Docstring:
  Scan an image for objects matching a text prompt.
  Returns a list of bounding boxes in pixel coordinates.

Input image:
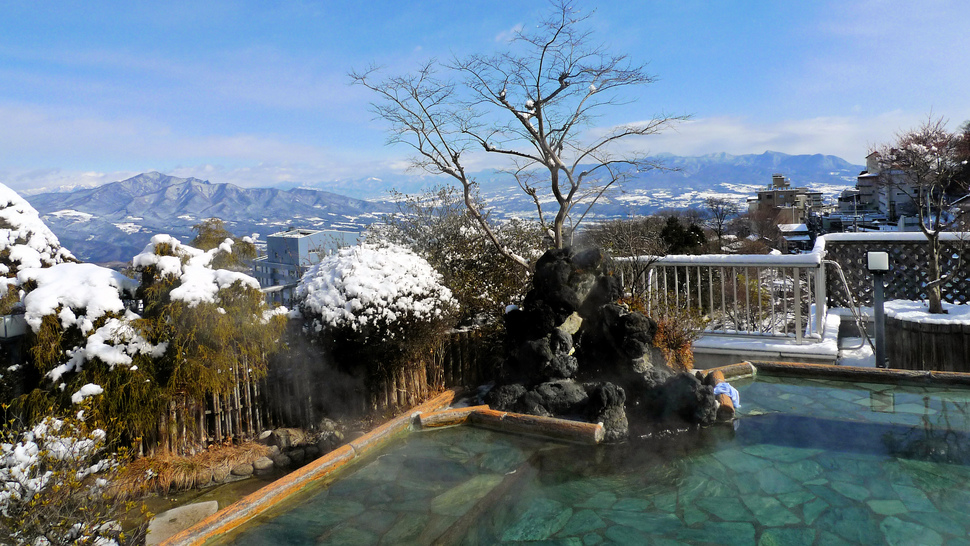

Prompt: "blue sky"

[1,1,968,193]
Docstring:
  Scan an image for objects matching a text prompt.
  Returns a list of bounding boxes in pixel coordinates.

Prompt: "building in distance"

[253,228,360,306]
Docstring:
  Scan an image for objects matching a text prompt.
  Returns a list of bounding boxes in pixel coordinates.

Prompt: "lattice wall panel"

[825,239,970,308]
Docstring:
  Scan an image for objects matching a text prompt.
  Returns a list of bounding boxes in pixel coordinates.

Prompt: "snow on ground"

[49,210,94,222]
[838,337,875,367]
[885,300,970,324]
[113,222,141,234]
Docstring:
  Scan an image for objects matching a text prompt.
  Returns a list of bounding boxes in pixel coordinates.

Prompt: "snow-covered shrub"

[130,234,286,422]
[133,233,261,309]
[375,186,541,325]
[0,183,285,454]
[11,260,165,444]
[297,243,457,378]
[0,407,148,545]
[189,218,258,271]
[0,184,75,275]
[18,262,138,335]
[7,227,284,451]
[298,242,457,341]
[0,183,75,313]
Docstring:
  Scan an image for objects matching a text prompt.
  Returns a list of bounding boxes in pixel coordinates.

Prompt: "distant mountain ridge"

[26,172,393,263]
[477,150,862,219]
[25,151,863,263]
[281,151,862,201]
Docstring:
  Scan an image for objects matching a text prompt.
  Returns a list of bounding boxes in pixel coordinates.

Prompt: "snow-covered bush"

[10,258,166,444]
[133,233,262,308]
[0,408,148,545]
[0,184,75,275]
[298,242,457,342]
[297,243,457,378]
[0,183,75,313]
[129,234,286,426]
[6,227,285,451]
[0,183,285,454]
[189,218,258,271]
[375,186,541,325]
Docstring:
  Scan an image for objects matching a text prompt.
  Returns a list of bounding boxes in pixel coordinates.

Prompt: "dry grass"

[622,296,706,372]
[654,317,697,371]
[115,441,272,497]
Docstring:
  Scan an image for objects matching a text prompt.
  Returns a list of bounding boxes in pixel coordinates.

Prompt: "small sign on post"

[867,251,890,368]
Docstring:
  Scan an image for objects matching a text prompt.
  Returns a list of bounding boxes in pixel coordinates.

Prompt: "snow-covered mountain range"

[25,172,393,263]
[24,151,863,264]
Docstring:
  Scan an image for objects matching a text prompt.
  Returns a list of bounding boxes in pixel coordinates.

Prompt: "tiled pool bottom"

[220,376,970,545]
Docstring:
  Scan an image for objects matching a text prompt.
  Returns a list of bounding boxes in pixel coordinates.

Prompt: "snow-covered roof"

[783,235,812,242]
[778,223,808,233]
[270,228,322,238]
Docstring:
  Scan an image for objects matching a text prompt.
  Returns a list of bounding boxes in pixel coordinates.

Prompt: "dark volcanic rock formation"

[487,247,717,441]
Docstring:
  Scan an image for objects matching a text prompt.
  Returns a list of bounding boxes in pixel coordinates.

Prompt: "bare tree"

[578,216,665,300]
[749,208,782,246]
[873,116,968,313]
[704,197,740,251]
[351,2,686,269]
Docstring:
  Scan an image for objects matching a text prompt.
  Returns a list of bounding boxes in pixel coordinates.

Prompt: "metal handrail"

[625,251,827,343]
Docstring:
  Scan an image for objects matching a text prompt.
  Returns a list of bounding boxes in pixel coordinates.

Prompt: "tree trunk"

[927,234,944,314]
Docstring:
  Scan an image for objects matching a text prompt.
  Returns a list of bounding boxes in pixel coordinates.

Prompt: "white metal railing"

[633,252,826,343]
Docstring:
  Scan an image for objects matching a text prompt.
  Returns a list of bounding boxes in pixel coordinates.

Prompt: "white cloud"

[0,101,405,193]
[0,102,350,167]
[607,112,933,164]
[3,159,411,196]
[494,23,523,43]
[0,111,949,196]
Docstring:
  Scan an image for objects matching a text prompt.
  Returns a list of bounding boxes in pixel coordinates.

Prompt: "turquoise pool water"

[222,376,970,545]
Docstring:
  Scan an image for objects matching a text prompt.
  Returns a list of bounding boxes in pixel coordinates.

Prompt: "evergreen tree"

[660,216,706,255]
[190,218,258,270]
